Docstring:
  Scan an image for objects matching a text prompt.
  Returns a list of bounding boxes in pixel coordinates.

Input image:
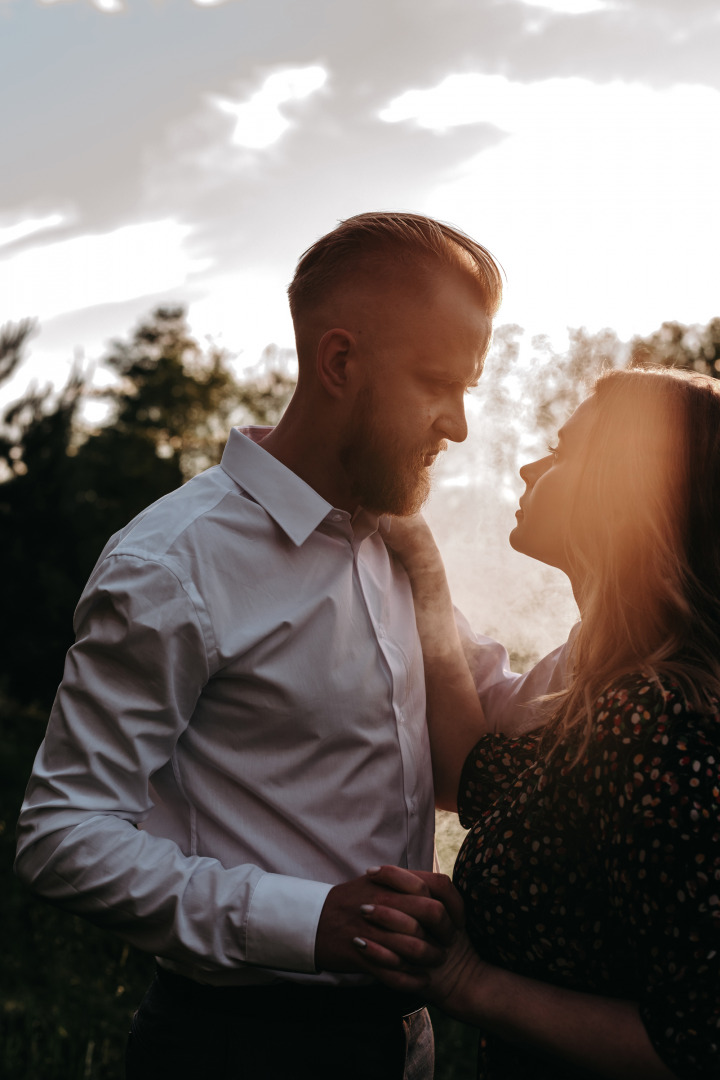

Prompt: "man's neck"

[258,408,360,514]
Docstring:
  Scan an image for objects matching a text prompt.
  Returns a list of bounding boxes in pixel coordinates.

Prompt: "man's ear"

[316,328,358,399]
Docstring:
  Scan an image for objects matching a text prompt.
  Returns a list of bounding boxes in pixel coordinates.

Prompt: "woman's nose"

[519,455,548,485]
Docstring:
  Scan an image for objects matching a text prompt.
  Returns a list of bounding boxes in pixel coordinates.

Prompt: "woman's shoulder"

[587,671,720,784]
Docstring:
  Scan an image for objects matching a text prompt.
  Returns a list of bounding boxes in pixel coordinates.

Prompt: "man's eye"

[546,444,559,457]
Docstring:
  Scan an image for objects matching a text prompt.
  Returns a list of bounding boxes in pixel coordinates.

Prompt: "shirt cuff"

[245,873,333,973]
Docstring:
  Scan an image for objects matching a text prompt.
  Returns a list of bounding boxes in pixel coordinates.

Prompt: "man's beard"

[339,387,440,516]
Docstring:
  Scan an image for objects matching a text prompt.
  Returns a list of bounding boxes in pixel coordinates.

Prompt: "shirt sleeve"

[597,686,720,1078]
[457,732,541,828]
[14,552,332,977]
[455,608,575,736]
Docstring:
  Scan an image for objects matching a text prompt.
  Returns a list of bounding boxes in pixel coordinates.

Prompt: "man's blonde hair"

[287,210,503,325]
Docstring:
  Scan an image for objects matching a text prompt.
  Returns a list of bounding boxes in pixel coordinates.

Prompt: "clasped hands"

[315,865,484,1011]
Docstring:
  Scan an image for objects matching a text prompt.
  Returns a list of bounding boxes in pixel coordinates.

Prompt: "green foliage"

[98,305,251,480]
[631,317,720,377]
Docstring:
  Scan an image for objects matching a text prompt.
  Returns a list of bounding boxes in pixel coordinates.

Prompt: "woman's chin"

[508,524,523,553]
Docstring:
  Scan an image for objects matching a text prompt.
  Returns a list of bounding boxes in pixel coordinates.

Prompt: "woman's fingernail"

[366,866,381,874]
[360,904,375,914]
[353,937,367,949]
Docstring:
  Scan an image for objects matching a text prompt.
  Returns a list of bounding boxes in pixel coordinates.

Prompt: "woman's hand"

[353,866,490,1017]
[379,514,442,576]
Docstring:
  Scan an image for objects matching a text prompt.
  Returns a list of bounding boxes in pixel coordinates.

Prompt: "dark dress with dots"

[453,674,720,1079]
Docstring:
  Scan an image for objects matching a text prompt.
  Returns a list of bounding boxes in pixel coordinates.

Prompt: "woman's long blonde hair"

[544,366,720,761]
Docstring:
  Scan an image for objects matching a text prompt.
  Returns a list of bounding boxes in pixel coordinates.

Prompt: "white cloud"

[40,0,125,11]
[520,0,612,13]
[0,220,209,323]
[212,66,328,150]
[0,213,65,251]
[380,73,720,137]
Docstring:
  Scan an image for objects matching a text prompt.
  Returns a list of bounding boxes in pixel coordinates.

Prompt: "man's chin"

[366,477,430,517]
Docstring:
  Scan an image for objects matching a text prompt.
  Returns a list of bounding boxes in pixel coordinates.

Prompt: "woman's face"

[509,396,597,577]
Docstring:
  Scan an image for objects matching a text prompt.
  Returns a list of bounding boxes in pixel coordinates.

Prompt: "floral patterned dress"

[453,674,720,1079]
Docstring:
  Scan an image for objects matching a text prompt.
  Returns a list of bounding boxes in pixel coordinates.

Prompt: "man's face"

[340,268,490,516]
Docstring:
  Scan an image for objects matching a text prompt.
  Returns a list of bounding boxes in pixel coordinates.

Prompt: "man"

[15,212,562,1078]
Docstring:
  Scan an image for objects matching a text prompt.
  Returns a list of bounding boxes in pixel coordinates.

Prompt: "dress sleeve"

[457,732,541,829]
[598,684,720,1079]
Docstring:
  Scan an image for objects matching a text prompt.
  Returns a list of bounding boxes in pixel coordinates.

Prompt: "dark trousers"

[125,967,434,1080]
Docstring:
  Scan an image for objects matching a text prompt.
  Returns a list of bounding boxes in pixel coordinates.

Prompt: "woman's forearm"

[453,961,676,1080]
[393,531,488,809]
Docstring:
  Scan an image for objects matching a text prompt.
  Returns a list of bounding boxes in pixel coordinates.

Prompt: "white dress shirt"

[16,427,571,987]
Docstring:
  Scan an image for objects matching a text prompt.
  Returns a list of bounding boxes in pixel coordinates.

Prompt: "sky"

[2,0,719,399]
[2,0,719,652]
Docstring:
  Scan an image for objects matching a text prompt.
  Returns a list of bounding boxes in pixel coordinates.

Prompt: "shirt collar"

[221,427,334,547]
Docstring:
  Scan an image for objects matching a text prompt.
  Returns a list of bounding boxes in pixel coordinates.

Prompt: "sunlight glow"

[0,220,209,323]
[213,66,328,150]
[188,270,296,370]
[0,213,65,251]
[381,75,720,337]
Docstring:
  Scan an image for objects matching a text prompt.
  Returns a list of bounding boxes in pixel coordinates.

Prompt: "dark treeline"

[1,305,718,1079]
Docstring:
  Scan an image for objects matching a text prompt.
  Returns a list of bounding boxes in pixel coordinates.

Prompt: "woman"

[354,367,720,1079]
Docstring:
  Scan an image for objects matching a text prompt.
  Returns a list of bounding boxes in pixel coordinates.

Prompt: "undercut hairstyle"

[544,366,720,762]
[287,211,504,324]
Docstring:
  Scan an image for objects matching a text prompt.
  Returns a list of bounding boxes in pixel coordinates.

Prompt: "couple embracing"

[16,212,720,1079]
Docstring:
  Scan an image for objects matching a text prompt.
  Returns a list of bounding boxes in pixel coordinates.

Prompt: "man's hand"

[314,870,458,973]
[340,866,484,1009]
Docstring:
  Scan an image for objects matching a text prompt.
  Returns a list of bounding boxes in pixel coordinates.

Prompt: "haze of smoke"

[425,324,626,669]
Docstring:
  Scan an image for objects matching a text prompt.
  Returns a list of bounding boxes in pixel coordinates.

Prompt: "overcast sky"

[2,0,720,397]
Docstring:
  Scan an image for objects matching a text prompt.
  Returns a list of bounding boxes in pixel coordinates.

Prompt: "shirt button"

[397,710,405,724]
[332,512,343,522]
[377,624,386,638]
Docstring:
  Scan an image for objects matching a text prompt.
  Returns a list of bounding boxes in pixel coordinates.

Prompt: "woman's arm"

[381,515,487,808]
[357,867,677,1080]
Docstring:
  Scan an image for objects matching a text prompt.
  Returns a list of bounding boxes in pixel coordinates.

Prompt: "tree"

[630,318,720,377]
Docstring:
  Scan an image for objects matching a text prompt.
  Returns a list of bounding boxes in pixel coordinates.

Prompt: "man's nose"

[437,396,468,444]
